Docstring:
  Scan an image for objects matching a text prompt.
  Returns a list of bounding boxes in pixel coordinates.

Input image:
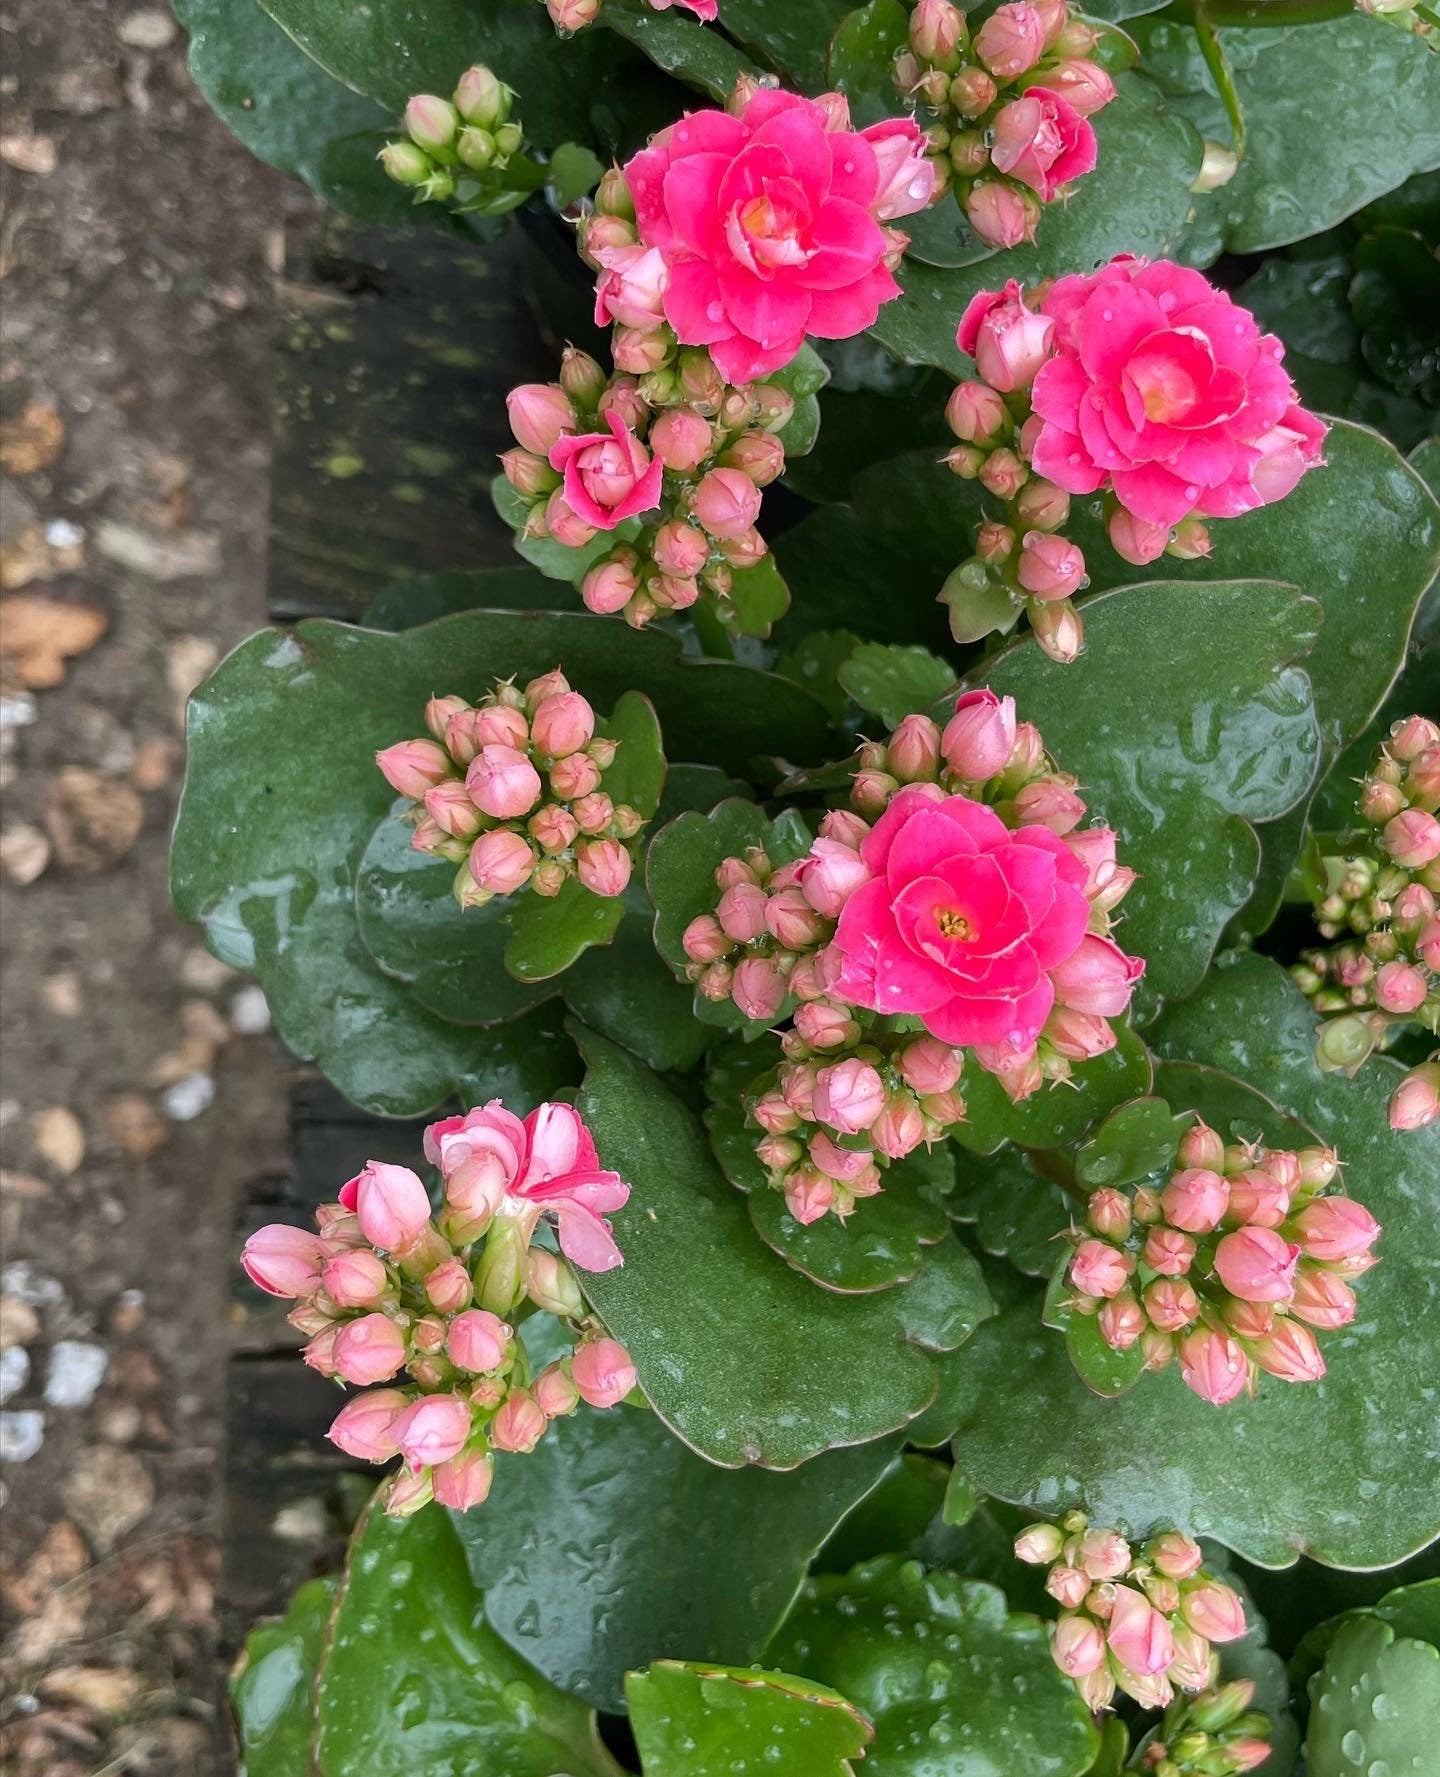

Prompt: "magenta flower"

[989,88,1096,203]
[1028,256,1327,527]
[648,0,718,17]
[830,786,1132,1051]
[623,89,932,384]
[548,411,663,531]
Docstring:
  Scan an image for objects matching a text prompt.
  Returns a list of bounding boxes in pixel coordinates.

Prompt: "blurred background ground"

[0,3,296,1770]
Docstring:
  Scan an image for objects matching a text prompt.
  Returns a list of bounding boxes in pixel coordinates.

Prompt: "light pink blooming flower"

[548,411,663,531]
[989,88,1097,202]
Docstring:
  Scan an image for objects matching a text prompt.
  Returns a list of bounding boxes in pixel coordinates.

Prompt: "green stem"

[1166,0,1354,26]
[1194,17,1247,163]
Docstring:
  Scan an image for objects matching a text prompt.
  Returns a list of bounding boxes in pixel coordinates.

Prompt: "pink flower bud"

[888,714,942,783]
[544,489,599,551]
[567,793,610,837]
[648,519,708,581]
[895,1036,962,1097]
[1143,1277,1200,1333]
[424,781,483,841]
[1013,776,1086,833]
[1148,1531,1204,1580]
[682,915,732,964]
[957,285,1055,394]
[693,468,763,541]
[942,688,1017,781]
[813,1058,886,1134]
[1046,1564,1091,1609]
[1070,1238,1131,1299]
[720,430,786,487]
[377,738,452,800]
[1161,1168,1229,1235]
[534,1362,581,1419]
[751,1090,799,1136]
[974,1,1046,75]
[582,551,640,615]
[302,1325,341,1376]
[424,1258,472,1315]
[1250,1318,1327,1385]
[1177,1325,1249,1405]
[1419,919,1440,973]
[1078,1527,1132,1581]
[1390,1063,1440,1131]
[548,753,600,802]
[1214,1227,1300,1303]
[1383,808,1440,868]
[732,956,787,1022]
[950,66,998,117]
[1107,1583,1175,1678]
[528,804,579,855]
[785,1166,835,1224]
[1050,935,1145,1017]
[808,1131,876,1184]
[507,383,577,455]
[1181,1580,1247,1644]
[575,837,631,898]
[965,182,1041,250]
[446,1309,512,1375]
[1045,1007,1116,1062]
[1078,1193,1126,1245]
[352,1161,432,1252]
[1287,1266,1355,1331]
[242,1223,325,1298]
[489,1388,548,1454]
[469,829,536,896]
[1015,478,1071,533]
[793,999,860,1050]
[425,695,470,743]
[1051,1613,1106,1677]
[872,1093,927,1159]
[331,1313,408,1386]
[1177,1119,1225,1173]
[1143,1226,1195,1277]
[328,1388,408,1462]
[1107,507,1170,566]
[1226,1168,1291,1229]
[1017,530,1085,600]
[765,886,825,950]
[432,1445,495,1511]
[1031,57,1117,117]
[1375,959,1428,1015]
[1291,1195,1381,1263]
[476,703,532,749]
[717,881,770,943]
[395,1392,472,1471]
[649,405,714,474]
[1099,1294,1145,1350]
[798,838,869,919]
[911,0,967,64]
[466,745,542,820]
[571,1337,635,1408]
[322,1248,389,1309]
[1013,1522,1065,1564]
[404,94,459,153]
[1029,597,1084,664]
[530,692,594,760]
[946,381,1009,444]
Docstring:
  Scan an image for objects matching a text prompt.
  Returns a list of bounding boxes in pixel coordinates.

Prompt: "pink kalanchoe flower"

[328,1389,408,1462]
[989,89,1097,203]
[571,1337,637,1408]
[1031,57,1117,118]
[1070,1238,1132,1299]
[799,837,872,918]
[1027,257,1327,527]
[1161,1167,1229,1234]
[1390,1064,1440,1132]
[242,1223,325,1298]
[322,1248,389,1309]
[469,829,537,896]
[965,182,1039,251]
[490,1389,549,1454]
[548,411,663,531]
[432,1446,495,1512]
[446,1309,512,1375]
[1017,530,1085,600]
[507,384,577,455]
[830,787,1136,1050]
[813,1057,887,1134]
[394,1393,473,1472]
[331,1313,408,1386]
[1251,1319,1327,1384]
[957,282,1055,393]
[623,89,932,383]
[1177,1325,1249,1406]
[376,738,452,801]
[1181,1581,1247,1644]
[576,837,633,898]
[1107,1584,1175,1678]
[974,1,1047,78]
[1049,934,1145,1017]
[592,243,670,331]
[466,744,543,821]
[346,1161,432,1253]
[1213,1227,1300,1303]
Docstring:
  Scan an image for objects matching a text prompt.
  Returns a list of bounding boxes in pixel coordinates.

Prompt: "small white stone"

[0,1409,44,1462]
[160,1072,214,1121]
[0,696,37,730]
[44,519,84,548]
[44,1340,109,1409]
[229,984,270,1035]
[0,1263,64,1309]
[0,1346,30,1404]
[118,8,177,48]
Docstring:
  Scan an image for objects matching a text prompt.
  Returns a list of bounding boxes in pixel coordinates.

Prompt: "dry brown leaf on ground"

[0,594,107,687]
[43,767,144,871]
[0,528,87,593]
[0,400,65,473]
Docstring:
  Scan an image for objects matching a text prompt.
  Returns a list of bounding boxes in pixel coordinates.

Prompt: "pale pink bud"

[576,837,631,898]
[377,737,452,800]
[1076,1666,1116,1711]
[1177,1325,1249,1405]
[520,1249,581,1318]
[529,804,580,855]
[1177,1119,1225,1173]
[1107,1583,1175,1677]
[1360,778,1406,824]
[649,406,713,474]
[466,745,542,820]
[424,1258,472,1315]
[964,299,1055,395]
[649,519,708,581]
[793,999,860,1050]
[682,915,732,964]
[530,692,594,759]
[446,1309,512,1375]
[352,1162,432,1252]
[1383,808,1440,868]
[1291,1195,1381,1262]
[1015,478,1071,532]
[717,882,768,943]
[946,381,1008,444]
[1419,919,1440,972]
[693,468,763,541]
[1391,713,1440,761]
[490,1388,548,1453]
[327,1388,408,1462]
[384,1466,435,1517]
[302,1325,341,1375]
[765,886,825,950]
[507,383,577,455]
[571,1337,636,1408]
[852,768,901,815]
[411,1314,447,1356]
[469,828,536,896]
[757,1135,803,1172]
[1045,1006,1116,1062]
[808,1131,877,1184]
[404,93,459,153]
[1070,1238,1131,1299]
[779,1062,819,1116]
[425,694,470,743]
[872,1093,926,1159]
[1013,1522,1065,1564]
[911,0,967,65]
[783,1166,832,1224]
[242,1223,325,1298]
[974,3,1047,77]
[534,1362,580,1419]
[1251,1319,1326,1385]
[1029,597,1083,664]
[544,489,599,551]
[500,448,557,500]
[550,753,602,801]
[1017,531,1085,600]
[800,838,870,918]
[751,1090,799,1135]
[720,430,786,487]
[1167,1621,1215,1691]
[1046,1564,1091,1609]
[1031,57,1116,117]
[1225,1168,1291,1228]
[1214,1227,1300,1303]
[1107,507,1170,566]
[442,711,488,774]
[1148,1532,1204,1580]
[888,713,942,783]
[475,704,531,749]
[423,780,483,841]
[1051,935,1143,1016]
[1289,1266,1356,1329]
[965,182,1040,250]
[950,66,998,117]
[1079,1192,1126,1244]
[1051,1614,1106,1677]
[897,1036,964,1096]
[813,1058,886,1134]
[322,1248,388,1309]
[1143,1277,1200,1333]
[432,1446,495,1511]
[1390,1063,1440,1131]
[942,688,1017,780]
[1078,1527,1132,1581]
[1099,1294,1145,1350]
[582,551,640,615]
[1181,1580,1246,1644]
[732,956,787,1022]
[1161,1168,1228,1234]
[1375,959,1428,1015]
[395,1392,472,1471]
[1013,776,1085,833]
[331,1313,408,1386]
[1143,1226,1195,1277]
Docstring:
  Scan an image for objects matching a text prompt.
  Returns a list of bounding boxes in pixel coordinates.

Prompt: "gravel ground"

[1,4,296,1771]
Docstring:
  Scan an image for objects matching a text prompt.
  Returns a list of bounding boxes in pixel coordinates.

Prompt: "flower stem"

[1194,17,1247,164]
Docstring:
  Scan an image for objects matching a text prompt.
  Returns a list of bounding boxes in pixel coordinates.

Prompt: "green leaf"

[869,80,1203,372]
[364,565,579,631]
[594,688,667,818]
[600,0,754,102]
[452,1369,901,1712]
[1044,1247,1147,1399]
[546,140,604,208]
[1073,1096,1188,1190]
[971,579,1322,1022]
[493,476,637,584]
[719,0,854,89]
[767,342,832,403]
[815,1452,958,1574]
[767,1557,1100,1777]
[1352,226,1440,411]
[945,953,1440,1570]
[1292,1579,1440,1693]
[315,1500,622,1777]
[775,629,865,723]
[1306,1611,1440,1777]
[172,612,831,1115]
[627,1663,873,1777]
[727,556,793,640]
[230,1577,336,1777]
[503,876,628,983]
[576,1026,993,1468]
[837,642,957,728]
[827,0,911,128]
[946,1145,1072,1278]
[953,1023,1156,1153]
[1132,16,1440,257]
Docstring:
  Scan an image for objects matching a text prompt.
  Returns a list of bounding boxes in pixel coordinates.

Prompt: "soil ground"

[0,4,295,1771]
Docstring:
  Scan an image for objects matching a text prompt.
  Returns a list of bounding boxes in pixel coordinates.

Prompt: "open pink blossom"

[648,0,718,17]
[623,89,932,383]
[593,244,670,331]
[829,786,1136,1050]
[989,89,1097,203]
[548,411,663,531]
[1027,257,1327,527]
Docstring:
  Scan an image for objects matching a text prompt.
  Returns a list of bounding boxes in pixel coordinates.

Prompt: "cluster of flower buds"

[941,261,1325,662]
[683,690,1144,1222]
[542,0,715,35]
[378,66,523,204]
[375,670,642,907]
[1131,1684,1273,1776]
[894,0,1114,247]
[1064,1119,1380,1403]
[240,1100,636,1517]
[1015,1514,1260,1721]
[502,335,792,632]
[1290,715,1440,1131]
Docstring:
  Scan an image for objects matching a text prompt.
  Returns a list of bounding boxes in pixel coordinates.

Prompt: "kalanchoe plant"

[174,0,1440,1770]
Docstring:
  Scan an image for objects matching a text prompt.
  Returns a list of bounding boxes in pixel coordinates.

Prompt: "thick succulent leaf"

[1133,16,1440,258]
[946,953,1440,1570]
[1044,1250,1146,1400]
[814,1452,957,1574]
[1306,1611,1440,1777]
[503,878,628,983]
[837,642,957,727]
[767,1557,1100,1777]
[775,629,866,722]
[1073,1096,1188,1190]
[172,614,830,1115]
[576,1026,993,1468]
[968,579,1323,1021]
[314,1500,621,1777]
[451,1372,901,1712]
[727,557,793,640]
[627,1662,873,1777]
[364,566,579,631]
[868,80,1203,373]
[719,0,853,88]
[827,0,912,128]
[946,1145,1072,1279]
[229,1576,336,1777]
[953,1024,1155,1153]
[601,0,754,102]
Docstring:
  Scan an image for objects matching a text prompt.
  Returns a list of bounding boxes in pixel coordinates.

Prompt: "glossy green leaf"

[719,0,853,88]
[364,565,579,631]
[493,477,637,584]
[627,1663,873,1777]
[314,1501,621,1777]
[503,877,628,983]
[768,341,832,403]
[1133,16,1440,257]
[946,1145,1072,1279]
[172,613,830,1115]
[452,1374,900,1712]
[827,0,911,128]
[814,1452,957,1574]
[230,1576,335,1777]
[953,1024,1156,1154]
[968,579,1322,1022]
[837,643,957,728]
[577,1027,993,1468]
[869,81,1203,373]
[1073,1097,1188,1190]
[1291,1579,1440,1694]
[946,953,1440,1570]
[1351,227,1440,412]
[1044,1248,1147,1399]
[1306,1611,1440,1777]
[775,629,865,722]
[601,0,754,101]
[727,556,793,640]
[768,1557,1100,1777]
[547,140,604,208]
